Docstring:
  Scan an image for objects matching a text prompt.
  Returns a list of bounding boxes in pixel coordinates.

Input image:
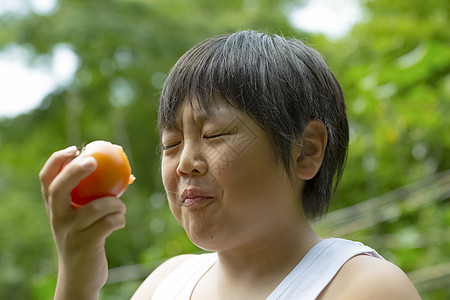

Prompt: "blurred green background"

[0,0,449,299]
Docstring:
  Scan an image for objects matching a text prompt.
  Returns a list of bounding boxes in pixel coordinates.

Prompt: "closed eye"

[204,133,225,140]
[162,141,181,151]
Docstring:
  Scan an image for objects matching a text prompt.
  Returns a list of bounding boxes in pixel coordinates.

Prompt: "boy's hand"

[39,146,127,299]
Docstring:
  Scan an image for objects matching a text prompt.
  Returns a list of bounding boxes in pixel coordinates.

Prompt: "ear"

[294,119,328,180]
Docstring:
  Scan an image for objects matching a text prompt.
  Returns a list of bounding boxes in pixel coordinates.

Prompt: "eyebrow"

[193,110,210,124]
[161,100,238,134]
[161,108,210,132]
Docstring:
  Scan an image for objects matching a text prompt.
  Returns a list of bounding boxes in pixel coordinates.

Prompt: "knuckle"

[117,200,127,214]
[47,181,57,197]
[38,169,45,181]
[50,211,65,229]
[48,151,61,163]
[104,213,117,225]
[88,199,102,212]
[81,199,105,220]
[47,179,64,199]
[105,213,126,228]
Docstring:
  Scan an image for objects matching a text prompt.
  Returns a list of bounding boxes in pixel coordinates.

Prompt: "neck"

[216,220,322,282]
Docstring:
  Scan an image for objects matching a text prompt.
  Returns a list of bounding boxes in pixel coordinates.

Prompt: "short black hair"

[158,30,349,220]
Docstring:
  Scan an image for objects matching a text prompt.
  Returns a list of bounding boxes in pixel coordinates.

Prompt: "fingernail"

[65,146,78,154]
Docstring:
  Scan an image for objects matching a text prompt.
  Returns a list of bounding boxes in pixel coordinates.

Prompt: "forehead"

[161,97,239,130]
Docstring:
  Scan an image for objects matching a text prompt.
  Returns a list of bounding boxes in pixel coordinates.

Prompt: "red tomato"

[70,140,135,207]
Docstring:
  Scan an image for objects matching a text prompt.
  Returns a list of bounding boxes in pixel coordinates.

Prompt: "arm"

[39,146,127,300]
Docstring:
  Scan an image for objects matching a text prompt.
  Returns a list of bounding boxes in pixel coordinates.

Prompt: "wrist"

[54,281,99,300]
[54,254,107,300]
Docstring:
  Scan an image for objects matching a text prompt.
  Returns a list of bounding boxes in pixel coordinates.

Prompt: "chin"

[186,230,229,252]
[192,242,215,251]
[188,234,218,251]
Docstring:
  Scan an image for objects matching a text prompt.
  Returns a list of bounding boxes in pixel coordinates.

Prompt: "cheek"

[161,158,181,205]
[161,157,176,190]
[217,140,286,200]
[161,159,183,222]
[168,199,182,225]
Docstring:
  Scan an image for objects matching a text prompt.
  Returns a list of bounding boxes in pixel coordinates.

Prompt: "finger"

[39,146,79,201]
[99,212,126,236]
[78,206,127,246]
[48,156,97,215]
[73,197,127,231]
[87,212,126,241]
[83,213,126,245]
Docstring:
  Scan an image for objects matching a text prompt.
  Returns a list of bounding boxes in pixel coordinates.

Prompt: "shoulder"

[130,254,197,300]
[319,254,421,300]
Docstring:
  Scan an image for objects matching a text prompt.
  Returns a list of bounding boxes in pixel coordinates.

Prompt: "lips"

[181,188,214,208]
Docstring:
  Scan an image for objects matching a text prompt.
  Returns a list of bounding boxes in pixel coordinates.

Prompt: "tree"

[310,1,450,299]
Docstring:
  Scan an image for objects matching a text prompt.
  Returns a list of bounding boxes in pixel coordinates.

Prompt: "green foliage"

[309,1,450,299]
[312,0,450,206]
[0,0,448,299]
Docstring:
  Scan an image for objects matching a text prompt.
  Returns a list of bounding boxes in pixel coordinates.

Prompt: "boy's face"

[160,100,305,251]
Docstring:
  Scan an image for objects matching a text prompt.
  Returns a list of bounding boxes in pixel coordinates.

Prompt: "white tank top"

[152,238,384,300]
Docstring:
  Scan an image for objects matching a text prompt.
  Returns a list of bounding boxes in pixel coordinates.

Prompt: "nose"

[177,141,208,177]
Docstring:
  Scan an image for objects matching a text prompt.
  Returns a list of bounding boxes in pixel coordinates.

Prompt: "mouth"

[181,188,214,208]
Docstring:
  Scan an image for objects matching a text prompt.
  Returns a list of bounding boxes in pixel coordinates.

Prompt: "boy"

[40,30,421,299]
